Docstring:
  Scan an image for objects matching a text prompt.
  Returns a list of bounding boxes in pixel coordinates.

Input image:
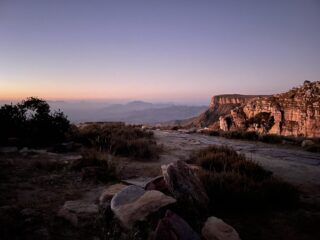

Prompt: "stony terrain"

[1,130,320,240]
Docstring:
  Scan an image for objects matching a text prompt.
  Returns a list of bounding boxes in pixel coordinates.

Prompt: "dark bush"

[192,145,299,211]
[199,171,299,212]
[0,97,71,147]
[259,134,284,144]
[246,112,275,133]
[74,124,160,159]
[192,145,272,181]
[71,151,117,182]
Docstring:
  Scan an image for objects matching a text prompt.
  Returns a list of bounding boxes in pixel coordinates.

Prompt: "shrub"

[246,112,275,133]
[192,145,299,211]
[199,171,299,212]
[0,97,71,147]
[191,145,272,181]
[74,124,160,159]
[259,134,284,144]
[71,151,117,182]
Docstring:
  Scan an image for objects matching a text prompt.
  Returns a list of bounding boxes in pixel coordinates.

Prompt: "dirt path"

[155,130,320,201]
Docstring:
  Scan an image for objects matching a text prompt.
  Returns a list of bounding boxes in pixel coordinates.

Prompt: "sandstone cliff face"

[191,95,265,128]
[218,81,320,137]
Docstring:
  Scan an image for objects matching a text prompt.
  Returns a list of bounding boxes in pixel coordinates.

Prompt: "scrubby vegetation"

[0,97,71,147]
[190,145,299,211]
[245,112,275,133]
[73,123,161,159]
[71,151,118,182]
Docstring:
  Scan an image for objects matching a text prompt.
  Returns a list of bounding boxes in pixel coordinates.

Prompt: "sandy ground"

[154,130,320,202]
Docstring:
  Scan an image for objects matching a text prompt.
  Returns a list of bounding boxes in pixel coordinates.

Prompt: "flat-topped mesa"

[209,94,266,109]
[218,80,320,137]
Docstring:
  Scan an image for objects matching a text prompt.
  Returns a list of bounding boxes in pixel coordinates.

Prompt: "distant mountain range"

[46,100,207,124]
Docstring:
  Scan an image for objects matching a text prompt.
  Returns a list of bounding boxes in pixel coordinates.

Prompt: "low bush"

[259,134,284,144]
[199,171,299,212]
[219,131,260,141]
[71,151,117,182]
[192,145,299,211]
[73,124,160,159]
[191,145,272,181]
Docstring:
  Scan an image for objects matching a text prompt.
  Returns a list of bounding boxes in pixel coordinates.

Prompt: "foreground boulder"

[202,216,241,240]
[57,200,99,227]
[151,210,200,240]
[161,161,209,214]
[111,185,176,228]
[145,176,169,194]
[99,183,128,205]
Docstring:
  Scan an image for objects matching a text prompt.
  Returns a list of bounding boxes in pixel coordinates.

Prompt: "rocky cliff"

[195,81,320,138]
[190,94,268,128]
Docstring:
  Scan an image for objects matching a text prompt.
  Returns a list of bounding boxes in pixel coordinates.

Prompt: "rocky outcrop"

[202,216,241,240]
[152,210,201,240]
[161,161,209,216]
[191,95,266,128]
[201,81,320,137]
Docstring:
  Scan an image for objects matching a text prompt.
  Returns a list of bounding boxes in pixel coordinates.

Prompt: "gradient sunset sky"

[1,0,320,104]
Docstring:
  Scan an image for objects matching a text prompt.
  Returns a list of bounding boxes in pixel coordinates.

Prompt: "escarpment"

[194,81,320,137]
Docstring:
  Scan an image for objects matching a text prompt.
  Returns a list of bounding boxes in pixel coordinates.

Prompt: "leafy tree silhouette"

[0,97,71,147]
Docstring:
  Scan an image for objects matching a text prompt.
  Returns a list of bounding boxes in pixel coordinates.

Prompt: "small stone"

[301,139,315,148]
[202,216,241,240]
[57,200,99,227]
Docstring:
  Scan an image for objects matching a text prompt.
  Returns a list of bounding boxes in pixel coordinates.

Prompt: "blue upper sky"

[0,0,319,104]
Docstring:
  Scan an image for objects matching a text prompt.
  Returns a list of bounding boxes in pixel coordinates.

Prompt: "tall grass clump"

[191,145,299,212]
[71,151,118,182]
[74,124,160,160]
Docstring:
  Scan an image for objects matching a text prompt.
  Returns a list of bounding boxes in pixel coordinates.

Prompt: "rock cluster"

[57,160,241,239]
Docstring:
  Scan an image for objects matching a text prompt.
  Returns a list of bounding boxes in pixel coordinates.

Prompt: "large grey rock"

[145,176,169,193]
[122,177,154,188]
[161,161,209,214]
[202,216,241,240]
[99,183,128,205]
[57,200,99,227]
[111,185,176,228]
[111,185,145,209]
[152,210,200,240]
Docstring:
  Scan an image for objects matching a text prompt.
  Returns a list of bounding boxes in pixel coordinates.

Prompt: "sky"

[0,0,320,104]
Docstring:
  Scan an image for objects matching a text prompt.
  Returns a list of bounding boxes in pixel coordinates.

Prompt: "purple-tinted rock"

[145,176,169,194]
[161,161,209,213]
[152,210,200,240]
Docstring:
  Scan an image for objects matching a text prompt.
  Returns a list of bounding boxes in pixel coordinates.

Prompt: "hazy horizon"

[1,0,320,101]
